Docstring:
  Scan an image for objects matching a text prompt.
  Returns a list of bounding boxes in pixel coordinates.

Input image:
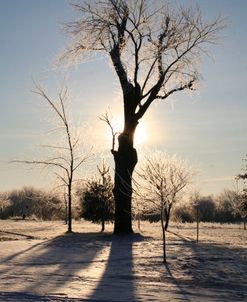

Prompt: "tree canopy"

[62,0,224,120]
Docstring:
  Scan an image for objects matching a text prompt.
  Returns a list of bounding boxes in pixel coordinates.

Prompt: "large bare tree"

[61,0,224,234]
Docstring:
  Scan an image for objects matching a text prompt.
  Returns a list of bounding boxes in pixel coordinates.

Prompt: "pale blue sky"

[0,0,246,195]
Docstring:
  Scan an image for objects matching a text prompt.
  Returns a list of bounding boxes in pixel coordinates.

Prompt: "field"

[0,219,246,302]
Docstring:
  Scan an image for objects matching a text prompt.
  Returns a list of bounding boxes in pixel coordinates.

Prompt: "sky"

[0,0,246,195]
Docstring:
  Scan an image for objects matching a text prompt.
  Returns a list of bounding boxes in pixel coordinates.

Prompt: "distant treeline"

[0,187,65,220]
[173,194,242,223]
[142,192,244,224]
[0,186,245,225]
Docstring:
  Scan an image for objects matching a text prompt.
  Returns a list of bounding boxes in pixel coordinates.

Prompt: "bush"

[78,172,114,232]
[0,197,13,219]
[173,205,194,223]
[173,191,244,224]
[214,190,242,223]
[0,186,64,220]
[196,196,216,222]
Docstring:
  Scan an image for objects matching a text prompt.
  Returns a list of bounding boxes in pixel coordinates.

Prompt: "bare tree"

[137,152,194,263]
[218,189,247,230]
[99,112,120,152]
[237,155,247,180]
[236,156,247,229]
[236,191,247,230]
[13,84,91,232]
[188,190,201,242]
[61,0,224,234]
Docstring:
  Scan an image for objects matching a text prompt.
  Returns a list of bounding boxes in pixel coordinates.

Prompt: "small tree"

[12,84,91,232]
[196,196,216,222]
[137,152,194,263]
[215,189,239,223]
[237,155,247,180]
[188,191,201,242]
[0,192,12,219]
[236,190,247,230]
[231,189,247,230]
[236,157,247,229]
[132,196,144,230]
[79,162,114,232]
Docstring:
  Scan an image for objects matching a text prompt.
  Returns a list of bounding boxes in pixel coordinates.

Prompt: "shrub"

[0,186,64,220]
[77,165,114,232]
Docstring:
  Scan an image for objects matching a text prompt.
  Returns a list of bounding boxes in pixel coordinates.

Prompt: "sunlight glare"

[106,117,148,146]
[135,122,148,145]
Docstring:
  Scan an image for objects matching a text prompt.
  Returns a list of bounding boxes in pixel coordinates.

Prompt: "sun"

[106,117,148,146]
[135,122,147,145]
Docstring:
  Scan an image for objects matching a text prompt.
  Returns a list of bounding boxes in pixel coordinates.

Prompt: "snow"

[0,220,246,301]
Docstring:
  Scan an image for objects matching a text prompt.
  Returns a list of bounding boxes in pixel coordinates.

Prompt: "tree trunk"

[161,210,166,263]
[196,206,199,242]
[112,131,138,234]
[101,220,105,232]
[164,206,171,231]
[67,183,72,233]
[137,212,141,230]
[64,193,68,225]
[111,85,140,234]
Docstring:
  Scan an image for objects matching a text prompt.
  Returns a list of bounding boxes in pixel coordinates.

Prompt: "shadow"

[86,233,144,301]
[0,240,46,266]
[1,228,246,301]
[0,230,36,240]
[0,291,82,302]
[167,230,194,242]
[164,263,192,302]
[186,241,247,301]
[0,232,112,298]
[161,236,247,301]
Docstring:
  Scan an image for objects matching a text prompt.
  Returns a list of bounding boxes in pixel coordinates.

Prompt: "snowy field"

[0,219,246,302]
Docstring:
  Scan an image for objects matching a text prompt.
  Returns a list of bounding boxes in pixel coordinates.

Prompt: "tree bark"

[112,141,137,233]
[67,183,72,233]
[164,206,171,231]
[161,210,166,263]
[101,220,105,232]
[111,83,140,234]
[196,206,199,242]
[112,132,138,234]
[137,212,141,230]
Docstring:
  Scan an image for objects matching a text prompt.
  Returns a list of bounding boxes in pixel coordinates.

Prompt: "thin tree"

[232,190,247,230]
[189,191,202,242]
[236,156,247,229]
[237,155,247,180]
[137,152,194,263]
[236,191,247,230]
[61,0,224,234]
[12,84,90,232]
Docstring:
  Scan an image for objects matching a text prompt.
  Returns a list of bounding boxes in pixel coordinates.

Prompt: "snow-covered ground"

[0,219,246,302]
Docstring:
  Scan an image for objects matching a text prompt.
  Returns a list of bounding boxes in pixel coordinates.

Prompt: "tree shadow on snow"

[86,233,144,302]
[0,230,36,240]
[168,230,194,242]
[0,232,146,301]
[0,232,112,299]
[165,231,247,301]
